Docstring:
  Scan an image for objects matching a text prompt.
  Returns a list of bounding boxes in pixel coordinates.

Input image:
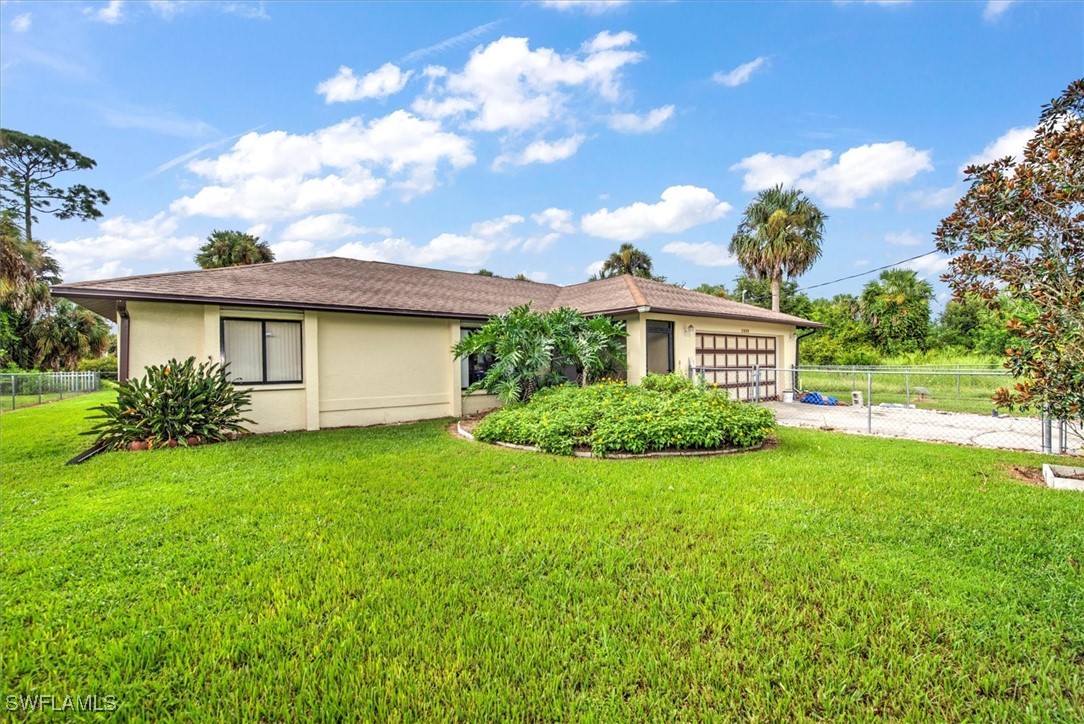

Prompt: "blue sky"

[1,0,1081,308]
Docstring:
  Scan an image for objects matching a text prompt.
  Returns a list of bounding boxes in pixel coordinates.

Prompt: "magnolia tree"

[935,79,1084,431]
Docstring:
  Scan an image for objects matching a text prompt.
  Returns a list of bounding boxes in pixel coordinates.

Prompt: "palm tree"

[195,230,275,269]
[860,269,934,354]
[32,299,110,370]
[729,185,826,313]
[1,212,56,367]
[597,243,659,280]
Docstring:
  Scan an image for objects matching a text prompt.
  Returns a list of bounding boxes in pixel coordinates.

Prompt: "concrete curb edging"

[454,421,764,459]
[1042,463,1084,491]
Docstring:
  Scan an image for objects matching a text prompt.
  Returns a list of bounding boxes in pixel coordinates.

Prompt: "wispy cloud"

[144,125,265,179]
[99,104,215,137]
[400,20,503,65]
[983,0,1014,21]
[85,0,125,24]
[9,12,32,32]
[713,57,767,87]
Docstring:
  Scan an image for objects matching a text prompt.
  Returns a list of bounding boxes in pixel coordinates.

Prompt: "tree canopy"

[0,129,110,244]
[935,79,1084,426]
[729,185,826,313]
[595,243,663,281]
[195,230,275,269]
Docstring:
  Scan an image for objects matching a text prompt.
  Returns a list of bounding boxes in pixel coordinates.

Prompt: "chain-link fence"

[688,362,1080,455]
[0,371,101,411]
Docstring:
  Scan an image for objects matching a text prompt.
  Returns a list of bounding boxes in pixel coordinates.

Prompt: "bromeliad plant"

[86,357,253,450]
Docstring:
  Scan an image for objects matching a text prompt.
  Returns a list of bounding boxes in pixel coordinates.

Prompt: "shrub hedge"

[472,374,775,456]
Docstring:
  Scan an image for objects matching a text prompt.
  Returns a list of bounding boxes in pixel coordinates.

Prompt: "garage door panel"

[694,331,779,401]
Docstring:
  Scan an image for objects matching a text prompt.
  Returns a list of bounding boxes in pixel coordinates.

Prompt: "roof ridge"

[55,257,318,288]
[623,274,649,307]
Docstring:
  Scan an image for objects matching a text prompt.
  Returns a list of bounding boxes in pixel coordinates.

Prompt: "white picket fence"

[1,371,101,410]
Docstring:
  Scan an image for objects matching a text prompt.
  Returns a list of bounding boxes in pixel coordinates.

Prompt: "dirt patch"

[1006,464,1045,487]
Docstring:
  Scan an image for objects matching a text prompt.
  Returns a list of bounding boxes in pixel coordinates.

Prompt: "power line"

[798,249,942,292]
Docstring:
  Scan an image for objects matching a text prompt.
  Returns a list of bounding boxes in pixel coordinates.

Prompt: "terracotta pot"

[187,436,201,446]
[129,440,149,451]
[167,439,179,448]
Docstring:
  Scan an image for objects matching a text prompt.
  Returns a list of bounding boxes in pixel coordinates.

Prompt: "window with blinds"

[221,319,303,384]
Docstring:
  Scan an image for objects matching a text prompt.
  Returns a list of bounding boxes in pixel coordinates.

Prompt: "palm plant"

[597,243,659,280]
[32,299,111,370]
[195,230,275,269]
[729,185,826,313]
[860,269,934,354]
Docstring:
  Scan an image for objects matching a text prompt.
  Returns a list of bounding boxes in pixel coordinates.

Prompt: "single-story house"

[54,258,820,432]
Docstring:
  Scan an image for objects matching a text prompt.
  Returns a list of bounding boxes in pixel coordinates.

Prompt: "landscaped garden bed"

[468,374,776,456]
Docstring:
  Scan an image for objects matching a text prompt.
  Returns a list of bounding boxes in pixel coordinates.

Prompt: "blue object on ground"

[800,391,839,406]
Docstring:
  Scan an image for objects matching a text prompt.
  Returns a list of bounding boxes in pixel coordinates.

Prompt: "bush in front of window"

[86,357,253,451]
[471,381,775,456]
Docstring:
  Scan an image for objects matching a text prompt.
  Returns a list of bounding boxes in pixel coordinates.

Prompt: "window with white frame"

[221,318,303,384]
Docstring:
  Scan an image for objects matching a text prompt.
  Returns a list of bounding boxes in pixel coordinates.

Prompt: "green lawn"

[3,392,1083,719]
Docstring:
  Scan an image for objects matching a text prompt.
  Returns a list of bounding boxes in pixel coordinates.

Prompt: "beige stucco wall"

[624,312,798,386]
[316,312,457,428]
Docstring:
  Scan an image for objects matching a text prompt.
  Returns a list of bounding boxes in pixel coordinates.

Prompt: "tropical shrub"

[86,357,252,450]
[472,381,775,456]
[78,353,118,379]
[640,371,697,394]
[453,305,627,403]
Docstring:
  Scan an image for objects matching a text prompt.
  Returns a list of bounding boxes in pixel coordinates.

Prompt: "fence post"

[1041,411,1052,454]
[1058,420,1068,455]
[38,373,43,405]
[754,366,761,404]
[867,372,873,434]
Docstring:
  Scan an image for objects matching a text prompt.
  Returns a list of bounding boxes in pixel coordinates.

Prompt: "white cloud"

[416,34,644,133]
[85,0,125,24]
[316,63,413,103]
[730,150,833,191]
[494,134,585,169]
[470,214,525,238]
[661,241,737,267]
[520,233,561,253]
[538,0,628,14]
[582,185,732,241]
[280,213,390,242]
[608,104,674,134]
[49,213,200,282]
[221,2,268,20]
[854,259,870,267]
[897,254,951,278]
[99,105,213,137]
[900,184,964,210]
[885,230,923,247]
[983,0,1014,20]
[523,271,550,282]
[961,125,1033,172]
[270,239,320,261]
[172,111,474,219]
[583,30,637,53]
[531,207,576,233]
[731,141,932,207]
[334,233,496,268]
[9,12,32,32]
[713,57,767,87]
[585,260,605,277]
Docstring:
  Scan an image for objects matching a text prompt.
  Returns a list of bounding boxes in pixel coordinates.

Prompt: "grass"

[796,368,1025,416]
[3,392,1083,719]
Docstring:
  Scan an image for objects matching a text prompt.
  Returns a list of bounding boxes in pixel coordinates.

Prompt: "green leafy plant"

[453,305,627,403]
[472,381,775,456]
[86,357,253,450]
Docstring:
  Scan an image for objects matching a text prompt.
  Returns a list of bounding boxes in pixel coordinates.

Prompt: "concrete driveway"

[766,401,1081,455]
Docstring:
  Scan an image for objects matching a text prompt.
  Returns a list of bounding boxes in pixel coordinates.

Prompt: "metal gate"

[694,333,778,401]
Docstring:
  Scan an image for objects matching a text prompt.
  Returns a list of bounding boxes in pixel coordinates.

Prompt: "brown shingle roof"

[54,257,820,327]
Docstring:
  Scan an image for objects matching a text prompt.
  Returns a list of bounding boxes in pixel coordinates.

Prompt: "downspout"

[793,327,819,392]
[117,300,130,383]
